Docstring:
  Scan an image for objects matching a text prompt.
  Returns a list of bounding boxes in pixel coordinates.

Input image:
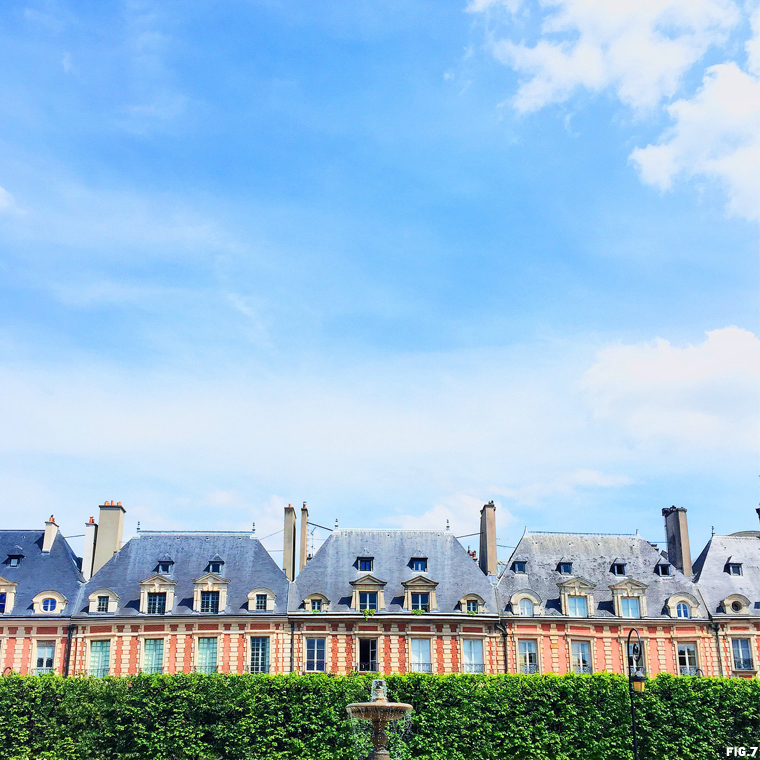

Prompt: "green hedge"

[0,673,757,760]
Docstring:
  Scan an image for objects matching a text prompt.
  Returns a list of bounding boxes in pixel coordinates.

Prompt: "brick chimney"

[283,504,297,581]
[42,515,58,553]
[91,501,125,576]
[663,506,692,577]
[299,502,309,574]
[479,501,497,576]
[82,516,98,581]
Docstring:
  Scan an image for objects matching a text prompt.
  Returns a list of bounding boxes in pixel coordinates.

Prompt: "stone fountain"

[346,679,413,760]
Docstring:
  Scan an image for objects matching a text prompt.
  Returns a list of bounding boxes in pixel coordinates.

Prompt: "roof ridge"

[526,530,638,537]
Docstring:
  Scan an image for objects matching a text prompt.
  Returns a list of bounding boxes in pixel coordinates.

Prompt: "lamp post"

[627,628,646,760]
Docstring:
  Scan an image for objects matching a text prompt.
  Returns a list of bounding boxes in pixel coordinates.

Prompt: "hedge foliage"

[0,673,757,760]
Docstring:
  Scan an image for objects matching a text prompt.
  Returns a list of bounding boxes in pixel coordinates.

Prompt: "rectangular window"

[463,639,484,673]
[143,639,164,674]
[197,637,218,673]
[568,596,588,617]
[411,592,429,611]
[359,639,378,672]
[412,558,427,572]
[200,591,220,614]
[9,557,19,568]
[655,564,671,576]
[358,558,373,572]
[255,594,268,611]
[621,597,640,618]
[97,596,110,613]
[732,639,754,671]
[250,637,269,673]
[411,638,432,673]
[311,599,322,612]
[678,643,698,675]
[89,640,110,677]
[466,599,479,613]
[147,592,166,615]
[559,563,572,575]
[0,593,5,613]
[513,561,526,573]
[518,640,538,674]
[612,564,626,575]
[571,641,592,674]
[359,591,377,610]
[36,641,55,674]
[306,638,326,672]
[727,564,742,576]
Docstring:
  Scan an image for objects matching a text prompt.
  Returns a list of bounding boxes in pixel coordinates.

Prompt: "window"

[678,643,698,675]
[463,639,484,673]
[676,602,690,618]
[731,601,743,613]
[655,564,671,576]
[250,637,269,673]
[255,594,268,611]
[311,598,322,612]
[158,563,171,574]
[411,592,429,611]
[571,641,592,674]
[147,592,166,615]
[200,591,220,614]
[621,597,640,618]
[197,637,217,673]
[42,598,57,612]
[732,639,754,671]
[209,562,222,574]
[359,639,378,672]
[727,563,742,576]
[306,638,326,672]
[466,599,479,614]
[97,596,110,613]
[359,591,377,611]
[89,640,110,677]
[358,557,373,572]
[513,561,526,574]
[36,641,54,674]
[518,640,538,674]
[143,639,164,674]
[611,563,627,576]
[559,563,572,575]
[412,558,427,572]
[411,638,431,673]
[568,596,588,617]
[518,598,534,617]
[0,593,5,613]
[9,557,19,568]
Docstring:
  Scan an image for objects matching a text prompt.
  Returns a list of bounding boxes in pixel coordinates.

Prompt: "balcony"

[520,664,539,674]
[194,665,218,674]
[573,665,592,674]
[463,663,484,673]
[679,666,700,676]
[88,667,109,677]
[358,661,378,672]
[34,668,54,675]
[410,662,432,673]
[733,659,754,671]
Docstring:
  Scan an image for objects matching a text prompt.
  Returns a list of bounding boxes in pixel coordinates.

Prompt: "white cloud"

[500,469,632,506]
[581,326,760,450]
[0,185,17,213]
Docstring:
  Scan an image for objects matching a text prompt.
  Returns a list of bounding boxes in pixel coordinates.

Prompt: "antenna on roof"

[334,518,339,529]
[252,522,256,534]
[446,519,450,531]
[137,521,141,532]
[711,525,715,537]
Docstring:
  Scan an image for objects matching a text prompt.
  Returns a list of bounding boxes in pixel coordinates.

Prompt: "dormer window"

[466,599,479,613]
[8,557,20,568]
[359,591,378,610]
[513,561,527,574]
[158,562,173,575]
[358,557,373,572]
[726,563,742,576]
[210,563,222,574]
[559,562,572,575]
[42,598,57,612]
[611,563,627,576]
[655,564,671,576]
[311,598,322,612]
[411,558,428,572]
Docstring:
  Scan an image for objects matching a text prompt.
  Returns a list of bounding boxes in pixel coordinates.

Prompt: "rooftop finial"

[334,517,339,529]
[252,522,256,533]
[137,521,141,532]
[446,519,450,531]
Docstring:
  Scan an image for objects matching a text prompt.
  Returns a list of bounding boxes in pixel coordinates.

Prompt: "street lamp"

[627,628,646,760]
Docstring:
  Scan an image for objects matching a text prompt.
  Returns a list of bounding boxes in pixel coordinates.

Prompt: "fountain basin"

[345,702,412,722]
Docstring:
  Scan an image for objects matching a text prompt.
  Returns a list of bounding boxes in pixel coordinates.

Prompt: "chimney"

[283,503,297,581]
[756,507,760,527]
[479,501,497,576]
[82,516,98,581]
[91,502,126,576]
[663,506,692,577]
[299,502,309,573]
[42,515,58,553]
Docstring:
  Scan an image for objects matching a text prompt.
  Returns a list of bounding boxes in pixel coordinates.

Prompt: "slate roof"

[290,529,498,614]
[76,532,289,617]
[692,532,760,616]
[0,530,83,618]
[497,531,707,619]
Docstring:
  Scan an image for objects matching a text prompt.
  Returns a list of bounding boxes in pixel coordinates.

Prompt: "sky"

[0,0,758,565]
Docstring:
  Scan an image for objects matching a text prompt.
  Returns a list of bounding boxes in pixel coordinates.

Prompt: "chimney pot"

[42,516,59,552]
[478,501,497,576]
[663,505,692,577]
[116,502,122,506]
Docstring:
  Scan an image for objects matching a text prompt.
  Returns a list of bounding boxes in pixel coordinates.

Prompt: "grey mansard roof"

[497,531,707,619]
[692,532,760,616]
[76,531,289,617]
[290,529,498,614]
[0,530,83,617]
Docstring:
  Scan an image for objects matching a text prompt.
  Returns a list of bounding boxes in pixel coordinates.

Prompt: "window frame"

[147,592,167,615]
[89,639,111,677]
[410,637,432,673]
[558,562,572,575]
[677,642,699,675]
[358,557,374,572]
[568,595,588,617]
[517,639,539,674]
[200,590,220,614]
[518,598,535,617]
[411,558,428,572]
[142,638,164,674]
[196,636,218,674]
[620,597,641,619]
[305,637,326,672]
[410,592,430,611]
[513,561,527,574]
[358,638,378,672]
[726,563,742,576]
[570,640,592,674]
[462,638,484,673]
[249,636,270,673]
[731,638,754,671]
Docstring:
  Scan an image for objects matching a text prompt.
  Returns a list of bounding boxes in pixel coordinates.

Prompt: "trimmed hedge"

[0,673,757,760]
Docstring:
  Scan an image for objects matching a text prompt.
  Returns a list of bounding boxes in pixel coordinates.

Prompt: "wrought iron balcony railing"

[520,664,539,674]
[88,667,109,677]
[358,661,378,672]
[34,668,54,675]
[679,666,699,676]
[733,658,755,671]
[573,665,593,674]
[463,663,485,673]
[194,665,218,674]
[411,662,432,673]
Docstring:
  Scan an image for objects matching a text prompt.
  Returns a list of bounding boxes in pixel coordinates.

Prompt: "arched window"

[676,602,690,618]
[519,598,534,617]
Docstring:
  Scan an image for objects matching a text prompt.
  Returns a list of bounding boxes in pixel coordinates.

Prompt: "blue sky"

[0,0,758,563]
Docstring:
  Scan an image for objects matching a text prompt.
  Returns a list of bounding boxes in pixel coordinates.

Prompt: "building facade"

[1,501,758,679]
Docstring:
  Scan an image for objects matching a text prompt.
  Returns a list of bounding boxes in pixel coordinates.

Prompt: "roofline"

[525,530,639,537]
[334,529,453,533]
[136,531,258,536]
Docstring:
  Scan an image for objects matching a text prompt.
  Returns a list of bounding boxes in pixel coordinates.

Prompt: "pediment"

[139,574,178,587]
[193,572,230,585]
[0,575,18,589]
[349,573,387,587]
[402,574,439,588]
[609,578,648,591]
[557,576,596,589]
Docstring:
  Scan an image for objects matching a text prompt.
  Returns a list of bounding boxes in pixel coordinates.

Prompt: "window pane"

[36,641,55,672]
[197,637,217,673]
[200,591,220,614]
[0,593,5,613]
[359,639,378,671]
[519,598,534,616]
[97,596,109,613]
[622,598,640,618]
[359,592,377,610]
[411,638,431,672]
[676,602,689,618]
[569,596,587,616]
[732,639,753,670]
[250,637,269,673]
[466,599,479,613]
[677,643,698,674]
[463,639,483,672]
[255,594,268,611]
[571,641,591,673]
[147,593,166,614]
[89,640,110,676]
[143,639,164,674]
[411,593,429,610]
[306,638,326,671]
[518,640,538,673]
